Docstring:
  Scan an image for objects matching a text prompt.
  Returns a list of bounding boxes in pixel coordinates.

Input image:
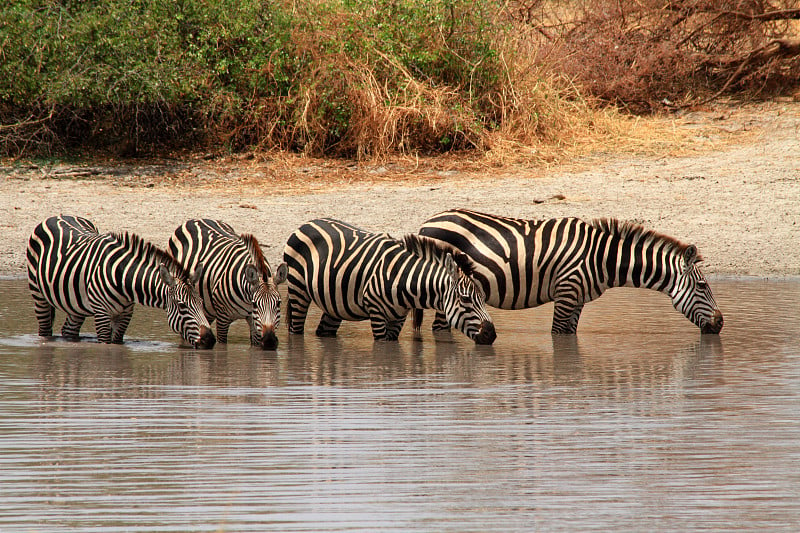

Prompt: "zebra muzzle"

[701,309,724,334]
[260,326,279,350]
[196,326,216,349]
[474,321,497,345]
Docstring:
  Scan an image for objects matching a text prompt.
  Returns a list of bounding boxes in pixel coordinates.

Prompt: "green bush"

[0,0,545,157]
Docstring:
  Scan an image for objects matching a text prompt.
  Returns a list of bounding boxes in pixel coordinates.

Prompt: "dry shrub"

[472,24,622,165]
[204,11,668,165]
[0,105,59,156]
[341,56,483,159]
[511,0,800,112]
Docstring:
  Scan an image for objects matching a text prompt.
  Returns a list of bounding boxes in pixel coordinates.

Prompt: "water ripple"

[0,280,799,531]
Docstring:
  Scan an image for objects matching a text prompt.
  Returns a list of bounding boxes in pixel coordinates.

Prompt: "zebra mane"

[401,234,475,276]
[112,231,192,281]
[241,233,271,278]
[590,218,700,259]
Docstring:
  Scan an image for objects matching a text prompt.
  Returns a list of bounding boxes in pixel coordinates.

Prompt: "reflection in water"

[1,279,799,532]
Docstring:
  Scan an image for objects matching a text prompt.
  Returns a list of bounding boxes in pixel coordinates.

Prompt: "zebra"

[417,209,723,334]
[283,218,496,344]
[168,219,288,350]
[27,215,215,347]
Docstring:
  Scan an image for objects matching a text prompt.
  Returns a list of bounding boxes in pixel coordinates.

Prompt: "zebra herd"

[26,210,723,349]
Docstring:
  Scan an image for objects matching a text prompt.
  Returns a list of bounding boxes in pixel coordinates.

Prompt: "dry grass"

[5,99,760,199]
[52,102,748,195]
[5,97,763,198]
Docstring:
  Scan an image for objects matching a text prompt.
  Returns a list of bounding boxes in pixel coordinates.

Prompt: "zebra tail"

[412,308,424,331]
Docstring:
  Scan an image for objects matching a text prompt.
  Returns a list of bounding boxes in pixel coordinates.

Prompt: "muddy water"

[1,278,799,532]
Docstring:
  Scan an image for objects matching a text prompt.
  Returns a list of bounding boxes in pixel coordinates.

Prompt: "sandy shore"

[2,102,798,279]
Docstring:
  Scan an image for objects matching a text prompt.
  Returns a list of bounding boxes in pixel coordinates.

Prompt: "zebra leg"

[552,298,583,335]
[61,315,86,341]
[94,313,114,344]
[286,293,311,335]
[31,292,55,338]
[216,318,232,345]
[110,306,135,344]
[367,309,404,341]
[246,316,258,346]
[316,314,342,337]
[432,311,451,332]
[412,309,424,331]
[383,316,407,341]
[369,313,389,340]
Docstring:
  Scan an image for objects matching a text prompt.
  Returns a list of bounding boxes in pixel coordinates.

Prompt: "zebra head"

[244,261,288,350]
[158,263,216,348]
[441,252,496,345]
[669,245,723,334]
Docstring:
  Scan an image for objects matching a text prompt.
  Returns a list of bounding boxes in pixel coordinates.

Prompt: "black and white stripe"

[283,218,496,344]
[27,215,215,347]
[168,219,287,350]
[419,209,723,334]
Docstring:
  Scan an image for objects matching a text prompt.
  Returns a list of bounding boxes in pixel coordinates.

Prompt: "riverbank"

[2,101,798,279]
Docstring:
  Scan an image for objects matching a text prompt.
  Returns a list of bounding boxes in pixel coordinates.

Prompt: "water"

[1,279,799,532]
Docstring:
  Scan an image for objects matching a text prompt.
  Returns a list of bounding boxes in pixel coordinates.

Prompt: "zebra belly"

[474,261,550,310]
[304,266,372,321]
[34,272,93,316]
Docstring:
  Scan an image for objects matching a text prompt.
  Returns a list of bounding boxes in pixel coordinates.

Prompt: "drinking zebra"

[27,215,215,347]
[168,219,288,350]
[417,209,723,334]
[283,218,496,344]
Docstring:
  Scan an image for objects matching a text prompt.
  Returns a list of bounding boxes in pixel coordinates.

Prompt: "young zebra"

[168,219,288,350]
[283,218,496,344]
[27,215,215,347]
[418,209,723,334]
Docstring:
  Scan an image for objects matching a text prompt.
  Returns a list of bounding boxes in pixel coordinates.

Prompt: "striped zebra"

[283,218,496,344]
[168,219,288,350]
[418,209,723,334]
[27,215,215,347]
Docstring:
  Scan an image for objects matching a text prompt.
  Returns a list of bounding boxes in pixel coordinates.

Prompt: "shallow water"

[1,278,799,532]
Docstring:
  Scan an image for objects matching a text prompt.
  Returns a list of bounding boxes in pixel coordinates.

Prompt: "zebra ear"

[452,252,472,277]
[191,262,205,285]
[273,262,288,285]
[683,245,698,274]
[244,264,261,285]
[444,253,459,281]
[158,264,177,288]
